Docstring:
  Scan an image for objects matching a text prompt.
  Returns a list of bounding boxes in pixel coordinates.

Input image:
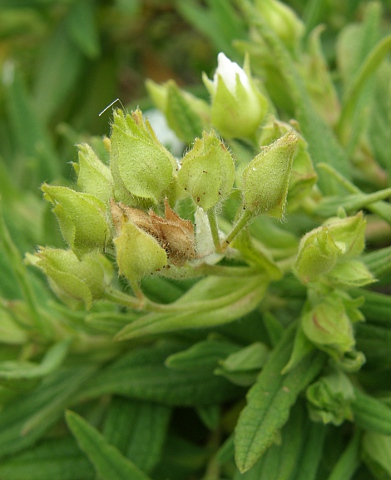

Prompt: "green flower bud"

[28,248,113,309]
[242,132,297,217]
[306,369,355,425]
[294,212,368,285]
[111,202,168,282]
[302,295,355,357]
[202,53,268,139]
[178,131,235,210]
[42,184,109,255]
[74,144,113,203]
[258,117,317,209]
[255,0,304,50]
[110,109,177,205]
[146,79,210,143]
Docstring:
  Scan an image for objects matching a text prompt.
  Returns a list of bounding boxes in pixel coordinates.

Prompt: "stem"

[207,208,222,253]
[223,208,253,251]
[317,163,391,224]
[104,287,141,310]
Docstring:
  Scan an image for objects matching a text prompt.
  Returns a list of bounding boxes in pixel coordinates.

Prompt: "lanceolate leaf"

[0,366,96,459]
[81,342,243,406]
[234,324,325,473]
[0,437,95,480]
[103,397,171,473]
[66,410,151,480]
[115,275,268,340]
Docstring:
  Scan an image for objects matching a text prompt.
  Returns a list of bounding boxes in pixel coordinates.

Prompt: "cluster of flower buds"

[27,52,302,309]
[293,212,374,365]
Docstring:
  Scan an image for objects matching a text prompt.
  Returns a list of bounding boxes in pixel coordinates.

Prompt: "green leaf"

[33,21,84,123]
[234,402,326,479]
[0,339,70,390]
[0,436,95,480]
[66,410,151,480]
[81,342,242,406]
[351,389,391,436]
[115,275,268,340]
[362,431,391,480]
[65,0,100,58]
[326,430,360,480]
[164,81,204,143]
[0,366,96,459]
[103,397,171,473]
[165,339,240,370]
[234,324,326,472]
[3,68,60,182]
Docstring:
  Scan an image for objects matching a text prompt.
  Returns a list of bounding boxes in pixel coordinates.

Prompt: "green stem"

[337,34,391,145]
[223,209,253,250]
[207,208,222,253]
[317,163,391,224]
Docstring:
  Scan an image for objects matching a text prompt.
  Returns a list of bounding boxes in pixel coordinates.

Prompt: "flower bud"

[111,202,168,282]
[27,248,113,309]
[111,199,195,267]
[202,53,268,139]
[294,212,368,285]
[74,144,113,203]
[301,295,355,357]
[258,117,317,209]
[178,131,235,210]
[255,0,304,50]
[242,131,297,217]
[306,369,355,425]
[42,184,109,255]
[146,79,210,143]
[109,109,177,205]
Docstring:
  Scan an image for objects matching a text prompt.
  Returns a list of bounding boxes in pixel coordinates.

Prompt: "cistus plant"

[1,1,391,479]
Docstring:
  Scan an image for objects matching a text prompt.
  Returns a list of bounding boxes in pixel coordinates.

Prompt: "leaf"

[165,339,240,370]
[0,437,95,480]
[65,0,100,58]
[326,430,360,480]
[0,366,96,459]
[234,402,326,479]
[362,431,391,480]
[0,339,70,389]
[351,389,391,435]
[234,323,326,472]
[3,68,60,182]
[103,397,171,473]
[115,275,268,340]
[66,410,151,480]
[33,21,84,122]
[81,342,243,406]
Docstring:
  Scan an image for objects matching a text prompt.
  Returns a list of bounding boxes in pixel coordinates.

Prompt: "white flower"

[214,53,251,95]
[203,53,268,139]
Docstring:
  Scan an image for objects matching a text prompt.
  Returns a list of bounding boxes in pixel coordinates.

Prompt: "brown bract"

[110,199,195,266]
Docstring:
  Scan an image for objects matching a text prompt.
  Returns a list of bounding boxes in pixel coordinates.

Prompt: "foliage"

[1,0,391,479]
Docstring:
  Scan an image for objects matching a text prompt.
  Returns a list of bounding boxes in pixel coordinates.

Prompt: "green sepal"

[75,143,113,203]
[110,109,177,205]
[242,132,297,217]
[113,221,168,283]
[27,248,113,309]
[178,130,235,210]
[42,184,109,255]
[306,368,355,426]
